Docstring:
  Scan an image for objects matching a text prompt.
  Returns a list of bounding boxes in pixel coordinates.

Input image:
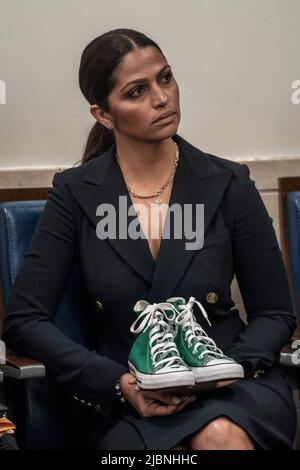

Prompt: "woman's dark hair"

[78,28,165,164]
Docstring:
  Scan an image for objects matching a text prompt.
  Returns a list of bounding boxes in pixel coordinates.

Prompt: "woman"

[3,28,297,450]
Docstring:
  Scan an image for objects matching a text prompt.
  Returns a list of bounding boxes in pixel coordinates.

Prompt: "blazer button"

[252,369,266,379]
[206,292,218,304]
[95,300,104,310]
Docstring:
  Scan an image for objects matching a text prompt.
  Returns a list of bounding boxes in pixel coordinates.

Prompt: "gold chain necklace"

[115,142,179,206]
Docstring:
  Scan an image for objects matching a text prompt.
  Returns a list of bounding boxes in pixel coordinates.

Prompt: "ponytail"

[78,28,164,166]
[81,121,115,164]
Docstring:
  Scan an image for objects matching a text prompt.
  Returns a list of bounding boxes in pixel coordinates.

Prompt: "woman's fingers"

[135,386,196,405]
[129,379,137,385]
[147,395,197,416]
[147,401,180,416]
[142,391,183,406]
[176,396,197,411]
[215,379,238,388]
[132,384,198,416]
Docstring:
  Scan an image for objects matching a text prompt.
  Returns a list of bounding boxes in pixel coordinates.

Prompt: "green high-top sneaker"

[166,296,244,383]
[128,300,195,390]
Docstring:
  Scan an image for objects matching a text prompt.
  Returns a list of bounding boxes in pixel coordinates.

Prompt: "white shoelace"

[175,297,227,360]
[130,302,186,372]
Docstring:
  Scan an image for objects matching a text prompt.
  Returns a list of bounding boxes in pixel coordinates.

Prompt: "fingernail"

[172,396,181,404]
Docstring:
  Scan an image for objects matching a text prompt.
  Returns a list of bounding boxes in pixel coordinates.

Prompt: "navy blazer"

[3,133,296,418]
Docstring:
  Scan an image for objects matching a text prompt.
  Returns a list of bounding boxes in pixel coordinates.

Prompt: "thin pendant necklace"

[115,142,179,207]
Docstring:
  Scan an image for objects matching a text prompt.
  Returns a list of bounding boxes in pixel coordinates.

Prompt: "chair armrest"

[280,328,300,367]
[0,352,46,379]
[280,345,300,367]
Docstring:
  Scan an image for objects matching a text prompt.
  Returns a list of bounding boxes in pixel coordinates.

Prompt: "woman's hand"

[194,379,239,392]
[215,379,239,388]
[119,372,197,418]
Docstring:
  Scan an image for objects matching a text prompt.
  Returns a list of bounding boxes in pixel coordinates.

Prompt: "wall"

[0,0,300,168]
[1,0,300,318]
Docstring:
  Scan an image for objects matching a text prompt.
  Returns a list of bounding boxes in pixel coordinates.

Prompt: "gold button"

[253,369,266,379]
[95,300,103,310]
[206,292,218,304]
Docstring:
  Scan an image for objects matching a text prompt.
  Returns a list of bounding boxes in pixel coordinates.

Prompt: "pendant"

[150,198,161,207]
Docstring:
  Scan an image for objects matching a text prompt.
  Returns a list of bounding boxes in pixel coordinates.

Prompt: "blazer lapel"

[148,134,233,302]
[66,145,155,285]
[65,133,233,299]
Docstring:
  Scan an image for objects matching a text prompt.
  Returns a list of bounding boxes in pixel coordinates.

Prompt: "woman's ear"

[89,104,113,129]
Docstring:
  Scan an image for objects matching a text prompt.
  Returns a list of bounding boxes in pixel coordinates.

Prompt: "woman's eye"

[129,86,145,99]
[128,73,173,99]
[162,72,173,82]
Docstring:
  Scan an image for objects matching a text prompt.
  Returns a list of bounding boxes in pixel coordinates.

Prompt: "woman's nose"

[151,85,168,106]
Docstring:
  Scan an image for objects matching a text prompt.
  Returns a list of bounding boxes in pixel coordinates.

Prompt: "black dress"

[81,139,297,450]
[3,134,297,450]
[82,363,296,450]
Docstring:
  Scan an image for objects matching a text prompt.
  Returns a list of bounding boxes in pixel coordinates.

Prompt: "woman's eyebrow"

[120,64,171,92]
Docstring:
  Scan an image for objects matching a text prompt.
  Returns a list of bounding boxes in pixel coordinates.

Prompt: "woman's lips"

[153,112,176,125]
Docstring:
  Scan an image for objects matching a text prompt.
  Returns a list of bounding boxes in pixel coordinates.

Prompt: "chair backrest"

[287,192,300,328]
[0,201,100,449]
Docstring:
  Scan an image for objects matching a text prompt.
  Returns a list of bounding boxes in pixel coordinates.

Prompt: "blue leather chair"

[1,198,299,449]
[287,192,300,328]
[284,191,300,449]
[0,201,102,449]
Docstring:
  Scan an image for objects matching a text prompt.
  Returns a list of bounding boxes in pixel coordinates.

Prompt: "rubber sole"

[191,362,244,382]
[128,361,195,390]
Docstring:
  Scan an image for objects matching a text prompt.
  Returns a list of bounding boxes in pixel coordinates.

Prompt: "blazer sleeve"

[2,171,128,417]
[225,163,297,378]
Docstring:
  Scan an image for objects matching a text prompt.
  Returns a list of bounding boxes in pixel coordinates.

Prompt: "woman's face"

[97,46,181,142]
